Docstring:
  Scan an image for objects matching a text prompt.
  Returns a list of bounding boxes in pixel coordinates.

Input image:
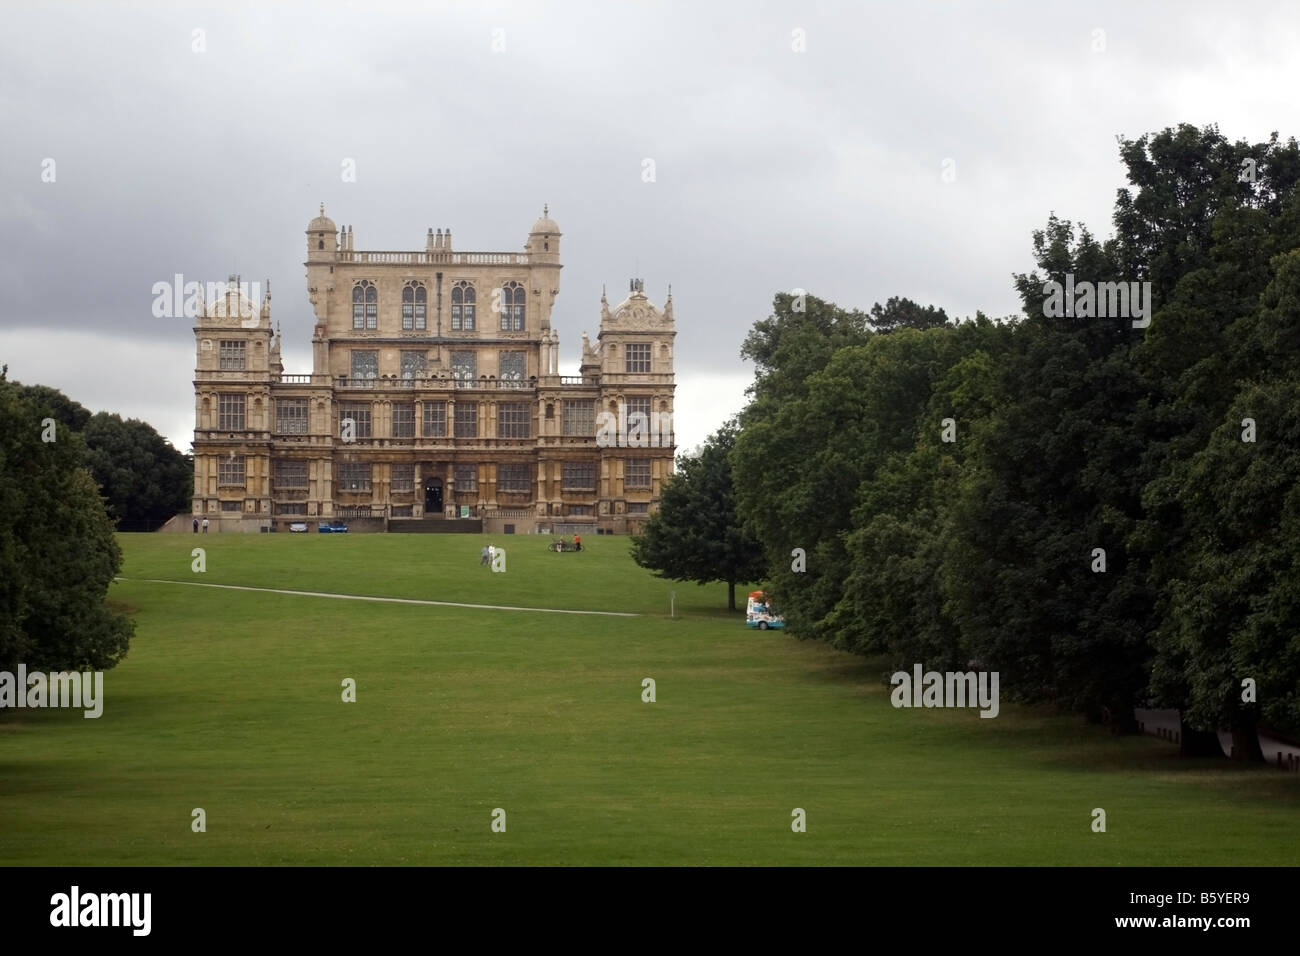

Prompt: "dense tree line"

[730,124,1300,756]
[10,381,191,531]
[0,369,134,673]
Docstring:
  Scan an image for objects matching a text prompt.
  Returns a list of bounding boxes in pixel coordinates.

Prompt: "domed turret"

[527,204,561,264]
[309,203,336,233]
[530,203,560,237]
[307,202,338,261]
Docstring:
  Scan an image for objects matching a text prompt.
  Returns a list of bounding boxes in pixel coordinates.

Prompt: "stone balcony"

[336,250,530,266]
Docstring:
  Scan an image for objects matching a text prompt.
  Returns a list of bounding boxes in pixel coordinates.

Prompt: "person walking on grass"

[201,517,209,533]
[480,544,490,567]
[193,517,199,533]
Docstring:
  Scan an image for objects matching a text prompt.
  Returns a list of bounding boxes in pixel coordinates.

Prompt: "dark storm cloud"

[1,0,1296,449]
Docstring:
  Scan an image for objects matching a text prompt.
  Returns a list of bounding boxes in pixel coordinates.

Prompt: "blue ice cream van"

[746,591,786,630]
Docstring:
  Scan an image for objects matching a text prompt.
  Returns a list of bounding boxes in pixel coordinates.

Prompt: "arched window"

[451,281,476,331]
[318,239,324,250]
[501,281,525,331]
[402,282,427,330]
[353,280,377,330]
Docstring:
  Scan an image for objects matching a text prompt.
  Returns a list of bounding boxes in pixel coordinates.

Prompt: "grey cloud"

[2,0,1296,444]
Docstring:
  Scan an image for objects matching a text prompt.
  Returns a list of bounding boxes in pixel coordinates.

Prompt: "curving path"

[114,577,640,617]
[1135,707,1300,768]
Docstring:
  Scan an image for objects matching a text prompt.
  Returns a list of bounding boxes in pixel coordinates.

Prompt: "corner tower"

[594,278,676,529]
[192,276,275,525]
[525,205,562,331]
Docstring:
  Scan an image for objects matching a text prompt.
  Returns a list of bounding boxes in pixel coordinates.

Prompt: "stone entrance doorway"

[424,477,443,514]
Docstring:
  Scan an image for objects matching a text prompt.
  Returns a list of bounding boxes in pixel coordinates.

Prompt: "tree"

[739,292,872,416]
[721,125,1300,750]
[0,368,133,673]
[938,214,1160,725]
[1127,129,1300,754]
[733,318,991,647]
[868,296,950,333]
[630,421,767,611]
[9,380,190,532]
[837,328,1009,669]
[1151,251,1300,752]
[1112,125,1300,307]
[82,413,192,531]
[14,384,92,433]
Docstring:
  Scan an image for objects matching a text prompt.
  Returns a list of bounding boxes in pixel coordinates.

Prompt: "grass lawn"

[0,532,1296,865]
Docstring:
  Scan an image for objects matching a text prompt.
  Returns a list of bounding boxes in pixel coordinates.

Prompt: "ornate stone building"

[192,206,676,533]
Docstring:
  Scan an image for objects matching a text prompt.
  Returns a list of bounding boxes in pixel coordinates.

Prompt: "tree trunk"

[1089,701,1139,734]
[1179,717,1225,758]
[1109,707,1139,735]
[728,581,736,612]
[1230,722,1266,763]
[1228,693,1266,763]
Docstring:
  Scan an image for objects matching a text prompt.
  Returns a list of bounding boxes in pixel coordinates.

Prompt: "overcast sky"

[2,1,1297,454]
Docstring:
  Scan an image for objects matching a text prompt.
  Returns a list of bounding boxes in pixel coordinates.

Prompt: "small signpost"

[670,590,676,618]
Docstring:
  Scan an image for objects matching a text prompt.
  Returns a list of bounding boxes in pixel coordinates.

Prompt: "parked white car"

[289,522,308,533]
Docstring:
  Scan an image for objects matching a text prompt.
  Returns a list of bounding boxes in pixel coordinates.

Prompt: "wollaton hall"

[191,206,676,534]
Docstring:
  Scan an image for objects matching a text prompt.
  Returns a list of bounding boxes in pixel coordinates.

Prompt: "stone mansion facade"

[191,206,676,533]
